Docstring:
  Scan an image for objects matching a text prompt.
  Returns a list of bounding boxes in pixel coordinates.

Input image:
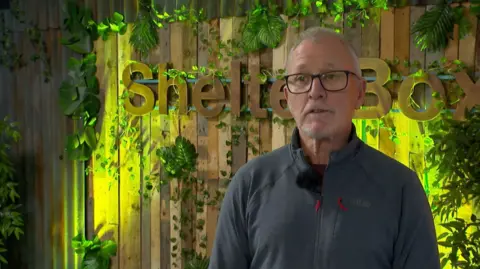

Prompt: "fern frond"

[411,3,455,52]
[129,0,159,59]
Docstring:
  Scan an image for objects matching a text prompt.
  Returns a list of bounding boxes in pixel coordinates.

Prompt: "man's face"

[284,37,366,140]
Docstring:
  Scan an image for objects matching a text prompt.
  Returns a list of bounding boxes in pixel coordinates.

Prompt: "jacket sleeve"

[208,173,251,269]
[392,171,440,269]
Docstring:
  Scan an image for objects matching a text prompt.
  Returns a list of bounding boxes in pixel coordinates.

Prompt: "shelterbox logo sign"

[120,58,480,121]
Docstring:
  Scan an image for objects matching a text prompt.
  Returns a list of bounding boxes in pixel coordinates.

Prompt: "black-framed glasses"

[284,71,359,94]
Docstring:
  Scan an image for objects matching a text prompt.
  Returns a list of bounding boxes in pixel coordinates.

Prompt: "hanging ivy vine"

[1,0,478,267]
[0,0,51,81]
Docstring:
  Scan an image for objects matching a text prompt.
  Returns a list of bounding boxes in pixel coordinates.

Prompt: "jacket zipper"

[313,163,329,268]
[314,194,324,268]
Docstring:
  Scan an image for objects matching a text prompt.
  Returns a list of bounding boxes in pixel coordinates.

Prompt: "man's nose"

[309,77,326,99]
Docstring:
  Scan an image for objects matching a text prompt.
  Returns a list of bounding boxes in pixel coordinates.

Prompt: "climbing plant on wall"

[2,0,479,267]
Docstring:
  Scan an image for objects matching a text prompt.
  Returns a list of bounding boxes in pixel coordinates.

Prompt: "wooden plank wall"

[0,0,478,268]
[0,5,84,269]
[89,8,479,269]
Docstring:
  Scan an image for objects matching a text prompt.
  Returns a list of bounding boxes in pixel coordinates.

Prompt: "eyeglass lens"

[286,71,348,93]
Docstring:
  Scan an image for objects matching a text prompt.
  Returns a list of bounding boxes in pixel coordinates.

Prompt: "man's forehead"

[291,61,336,71]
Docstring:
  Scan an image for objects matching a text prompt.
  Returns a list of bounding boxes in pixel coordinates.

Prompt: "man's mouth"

[309,108,330,113]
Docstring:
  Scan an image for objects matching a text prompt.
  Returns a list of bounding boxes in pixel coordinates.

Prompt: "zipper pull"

[315,199,321,212]
[338,197,347,211]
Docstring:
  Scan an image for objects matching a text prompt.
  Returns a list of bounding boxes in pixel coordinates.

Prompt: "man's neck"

[299,128,351,165]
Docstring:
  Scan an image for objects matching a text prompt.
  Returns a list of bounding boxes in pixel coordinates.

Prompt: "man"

[208,27,440,269]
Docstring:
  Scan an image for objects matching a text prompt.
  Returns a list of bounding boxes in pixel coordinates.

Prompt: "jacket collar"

[290,123,363,171]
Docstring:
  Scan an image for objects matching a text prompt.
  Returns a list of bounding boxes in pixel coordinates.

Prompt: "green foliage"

[157,136,198,180]
[425,106,480,268]
[59,1,129,161]
[0,117,23,264]
[59,54,100,161]
[0,0,51,81]
[130,3,206,58]
[97,12,128,40]
[437,216,480,269]
[241,5,287,53]
[472,0,480,17]
[412,2,471,52]
[60,1,97,54]
[61,1,128,54]
[130,0,159,59]
[71,233,117,269]
[184,253,209,269]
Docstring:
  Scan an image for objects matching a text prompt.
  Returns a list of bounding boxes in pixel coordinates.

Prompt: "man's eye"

[295,75,306,81]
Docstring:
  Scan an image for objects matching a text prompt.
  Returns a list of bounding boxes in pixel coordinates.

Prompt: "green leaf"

[113,12,124,23]
[130,14,159,59]
[100,240,117,257]
[257,15,286,49]
[84,126,97,149]
[411,3,455,52]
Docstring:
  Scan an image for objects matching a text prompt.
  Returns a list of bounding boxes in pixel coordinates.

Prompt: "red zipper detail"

[315,200,321,212]
[338,197,347,211]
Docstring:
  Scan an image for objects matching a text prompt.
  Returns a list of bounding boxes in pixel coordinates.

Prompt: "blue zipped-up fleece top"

[209,124,440,269]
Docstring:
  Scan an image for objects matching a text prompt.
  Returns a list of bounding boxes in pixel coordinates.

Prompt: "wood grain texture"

[2,5,479,268]
[118,24,142,269]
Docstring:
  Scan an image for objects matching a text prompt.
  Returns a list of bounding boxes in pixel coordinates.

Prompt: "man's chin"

[300,126,330,140]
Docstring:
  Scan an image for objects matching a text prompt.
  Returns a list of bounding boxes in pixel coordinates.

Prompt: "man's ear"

[356,79,367,109]
[283,84,289,101]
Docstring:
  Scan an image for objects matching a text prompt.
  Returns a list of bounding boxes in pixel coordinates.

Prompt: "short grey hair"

[285,27,360,74]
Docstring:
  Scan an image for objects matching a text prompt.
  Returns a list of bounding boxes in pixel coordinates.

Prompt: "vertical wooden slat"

[92,25,120,269]
[229,17,248,174]
[408,6,427,195]
[444,4,459,61]
[271,15,289,150]
[12,31,34,268]
[217,16,233,233]
[409,6,426,108]
[392,7,410,166]
[169,21,183,269]
[423,5,444,109]
[179,17,198,265]
[19,29,42,268]
[284,20,301,145]
[378,8,395,157]
[248,52,261,162]
[141,101,152,269]
[118,24,142,269]
[344,15,361,138]
[195,20,209,257]
[48,0,60,29]
[259,44,272,155]
[458,9,477,74]
[168,111,180,268]
[124,0,138,23]
[62,31,79,269]
[205,19,220,256]
[42,30,54,268]
[344,14,362,57]
[148,26,171,269]
[359,15,380,149]
[31,28,51,269]
[476,19,480,75]
[159,26,172,269]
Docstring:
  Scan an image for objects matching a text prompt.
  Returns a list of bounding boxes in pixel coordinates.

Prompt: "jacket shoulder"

[357,144,417,186]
